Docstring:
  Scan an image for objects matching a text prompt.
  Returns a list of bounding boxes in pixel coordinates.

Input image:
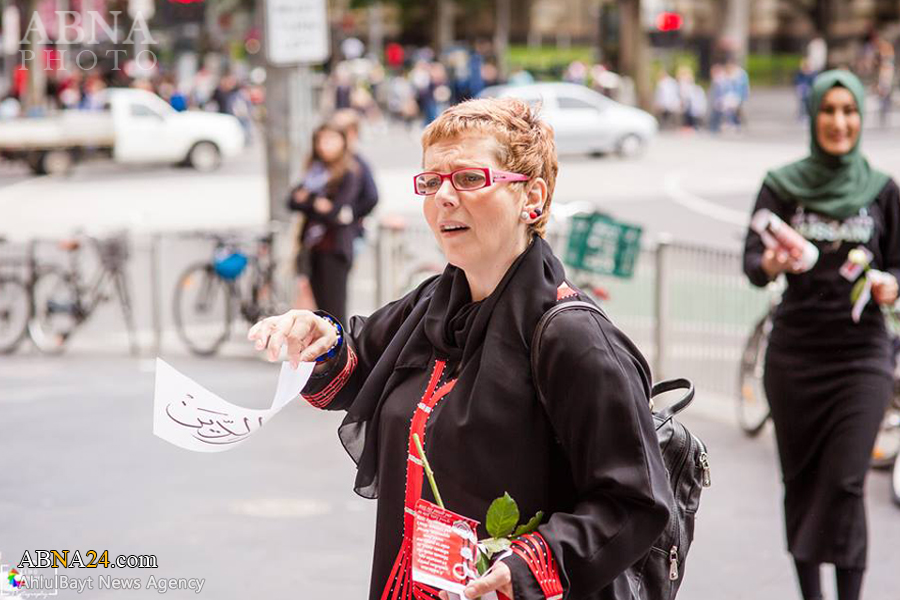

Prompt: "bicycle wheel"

[173,263,233,356]
[872,398,900,469]
[28,268,80,354]
[0,277,30,353]
[892,453,900,507]
[737,317,772,437]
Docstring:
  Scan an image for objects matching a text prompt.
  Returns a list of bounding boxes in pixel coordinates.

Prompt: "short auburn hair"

[421,97,558,237]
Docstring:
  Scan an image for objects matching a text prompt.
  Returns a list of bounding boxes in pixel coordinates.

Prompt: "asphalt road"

[1,354,898,599]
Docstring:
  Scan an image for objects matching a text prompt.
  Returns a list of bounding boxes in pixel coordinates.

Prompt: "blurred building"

[330,0,900,63]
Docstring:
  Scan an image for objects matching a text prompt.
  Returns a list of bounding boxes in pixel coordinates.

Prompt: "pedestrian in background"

[743,70,900,600]
[875,60,895,128]
[653,68,680,129]
[676,66,707,130]
[330,109,380,246]
[410,60,437,125]
[708,64,727,132]
[211,73,238,115]
[793,59,817,122]
[385,73,418,129]
[723,57,750,129]
[807,36,829,74]
[287,123,363,325]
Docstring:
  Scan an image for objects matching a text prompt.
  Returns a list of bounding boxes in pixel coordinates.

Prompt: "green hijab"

[763,69,889,220]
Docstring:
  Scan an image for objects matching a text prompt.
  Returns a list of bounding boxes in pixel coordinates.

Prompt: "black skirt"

[764,346,891,568]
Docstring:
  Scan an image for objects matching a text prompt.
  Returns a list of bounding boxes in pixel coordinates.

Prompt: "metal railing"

[3,220,769,399]
[372,220,770,398]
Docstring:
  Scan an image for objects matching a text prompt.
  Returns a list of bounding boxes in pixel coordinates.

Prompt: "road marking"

[663,170,749,227]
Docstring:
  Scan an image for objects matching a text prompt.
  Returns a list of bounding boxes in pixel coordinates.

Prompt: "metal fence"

[1,220,770,398]
[373,221,771,398]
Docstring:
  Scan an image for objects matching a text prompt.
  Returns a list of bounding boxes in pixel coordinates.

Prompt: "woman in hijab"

[251,98,673,600]
[743,70,900,600]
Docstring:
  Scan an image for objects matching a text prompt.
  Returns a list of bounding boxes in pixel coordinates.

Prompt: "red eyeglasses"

[413,167,530,195]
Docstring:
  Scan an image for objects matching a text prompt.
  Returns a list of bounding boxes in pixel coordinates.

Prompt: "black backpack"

[531,300,711,600]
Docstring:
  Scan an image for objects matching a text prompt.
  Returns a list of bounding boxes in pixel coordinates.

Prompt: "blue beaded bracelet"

[315,315,344,362]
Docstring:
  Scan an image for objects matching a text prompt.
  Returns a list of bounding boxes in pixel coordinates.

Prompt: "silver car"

[479,82,658,158]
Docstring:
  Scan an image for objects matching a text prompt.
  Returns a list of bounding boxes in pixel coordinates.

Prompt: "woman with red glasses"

[249,98,672,600]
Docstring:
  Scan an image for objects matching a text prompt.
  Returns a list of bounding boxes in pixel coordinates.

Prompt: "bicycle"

[28,231,138,355]
[892,445,900,506]
[0,237,31,353]
[736,280,783,437]
[173,228,287,356]
[737,294,900,470]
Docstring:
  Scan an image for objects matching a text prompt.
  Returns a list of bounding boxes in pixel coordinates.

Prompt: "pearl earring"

[520,211,530,220]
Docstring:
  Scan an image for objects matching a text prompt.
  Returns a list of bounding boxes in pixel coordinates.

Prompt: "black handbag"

[531,300,711,599]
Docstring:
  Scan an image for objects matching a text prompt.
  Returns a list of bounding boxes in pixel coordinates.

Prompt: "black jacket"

[287,163,368,261]
[301,238,672,599]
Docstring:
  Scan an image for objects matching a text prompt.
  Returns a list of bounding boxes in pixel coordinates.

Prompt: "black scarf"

[338,237,567,498]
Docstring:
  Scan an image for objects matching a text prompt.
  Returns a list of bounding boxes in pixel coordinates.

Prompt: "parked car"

[0,88,245,175]
[479,82,658,158]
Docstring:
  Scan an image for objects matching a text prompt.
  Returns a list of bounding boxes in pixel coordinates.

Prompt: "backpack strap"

[530,300,694,420]
[651,378,695,423]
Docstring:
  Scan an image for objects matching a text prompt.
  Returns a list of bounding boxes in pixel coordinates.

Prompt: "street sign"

[265,0,329,66]
[128,0,155,20]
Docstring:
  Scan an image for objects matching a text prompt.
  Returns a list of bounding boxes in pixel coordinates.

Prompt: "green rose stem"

[412,433,444,510]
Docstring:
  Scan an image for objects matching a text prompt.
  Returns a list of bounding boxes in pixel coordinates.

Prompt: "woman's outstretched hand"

[247,310,338,369]
[437,561,513,600]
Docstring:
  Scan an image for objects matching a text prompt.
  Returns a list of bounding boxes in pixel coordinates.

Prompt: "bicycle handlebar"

[171,225,280,245]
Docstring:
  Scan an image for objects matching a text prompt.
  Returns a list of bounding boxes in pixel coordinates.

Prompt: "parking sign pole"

[263,0,329,225]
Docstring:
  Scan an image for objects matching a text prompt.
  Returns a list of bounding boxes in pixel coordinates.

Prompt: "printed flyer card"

[411,499,480,596]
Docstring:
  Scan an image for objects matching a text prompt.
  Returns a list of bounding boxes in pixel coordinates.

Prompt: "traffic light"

[656,12,683,32]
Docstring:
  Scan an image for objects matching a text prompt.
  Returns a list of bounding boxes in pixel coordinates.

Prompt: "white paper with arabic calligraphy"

[153,358,314,452]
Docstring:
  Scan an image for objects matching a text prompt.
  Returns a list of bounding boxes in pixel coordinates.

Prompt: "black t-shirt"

[743,179,900,374]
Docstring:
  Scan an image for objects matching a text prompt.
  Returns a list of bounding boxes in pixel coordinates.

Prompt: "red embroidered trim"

[511,533,564,599]
[302,345,358,409]
[556,283,577,300]
[380,360,458,600]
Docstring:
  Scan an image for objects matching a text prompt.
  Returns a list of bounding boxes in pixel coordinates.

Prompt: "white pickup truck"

[0,88,245,175]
